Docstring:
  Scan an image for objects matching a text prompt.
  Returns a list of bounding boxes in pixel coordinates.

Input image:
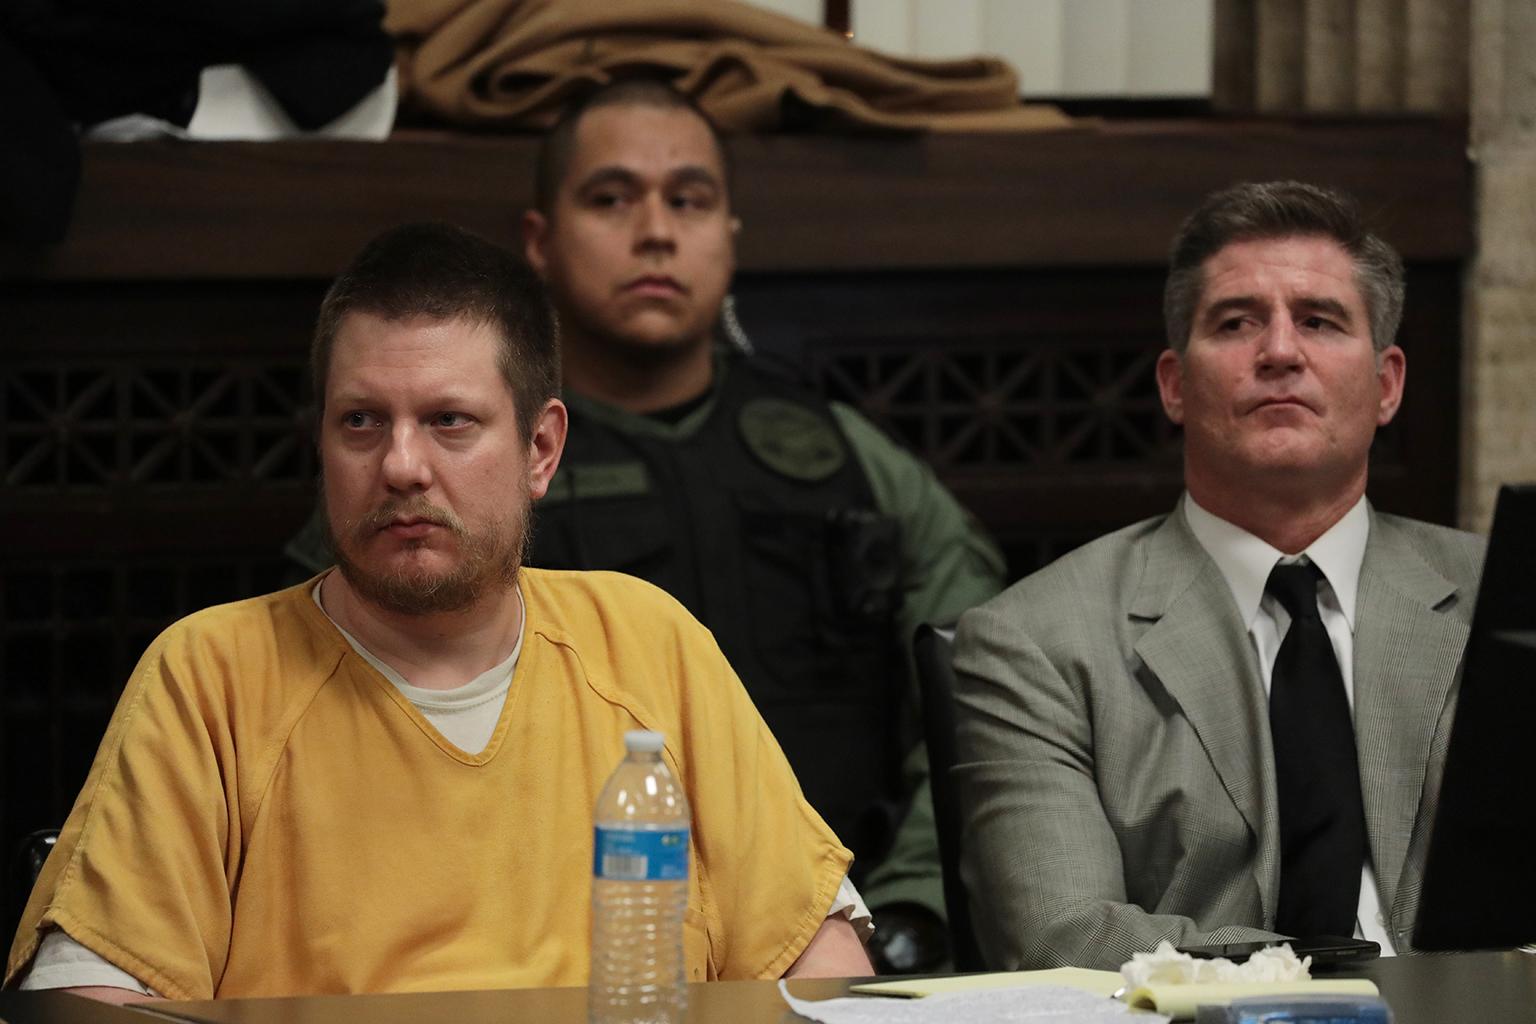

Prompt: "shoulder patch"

[738,397,847,482]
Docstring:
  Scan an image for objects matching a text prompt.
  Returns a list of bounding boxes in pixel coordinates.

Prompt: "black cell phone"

[1175,935,1381,966]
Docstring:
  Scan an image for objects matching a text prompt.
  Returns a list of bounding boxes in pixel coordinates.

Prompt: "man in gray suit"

[953,181,1485,970]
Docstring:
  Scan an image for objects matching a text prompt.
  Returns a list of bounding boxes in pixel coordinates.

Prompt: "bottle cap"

[624,730,665,753]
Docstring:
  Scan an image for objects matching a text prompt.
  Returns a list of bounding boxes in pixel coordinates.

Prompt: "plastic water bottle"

[589,730,691,1024]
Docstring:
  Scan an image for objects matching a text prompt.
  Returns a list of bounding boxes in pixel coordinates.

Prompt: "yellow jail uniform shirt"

[6,568,851,1000]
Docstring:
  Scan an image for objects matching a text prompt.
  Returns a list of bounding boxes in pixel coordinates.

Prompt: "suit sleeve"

[952,597,1276,970]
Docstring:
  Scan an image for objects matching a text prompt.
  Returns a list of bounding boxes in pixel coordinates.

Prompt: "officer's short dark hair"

[533,77,733,216]
[312,222,560,441]
[1163,180,1405,354]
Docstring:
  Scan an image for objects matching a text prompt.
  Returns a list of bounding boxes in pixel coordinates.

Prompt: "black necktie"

[1266,561,1366,937]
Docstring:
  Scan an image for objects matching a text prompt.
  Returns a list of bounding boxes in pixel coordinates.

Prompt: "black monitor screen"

[1414,483,1536,950]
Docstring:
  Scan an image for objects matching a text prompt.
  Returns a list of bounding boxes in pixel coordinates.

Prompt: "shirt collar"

[1183,492,1370,630]
[311,575,526,698]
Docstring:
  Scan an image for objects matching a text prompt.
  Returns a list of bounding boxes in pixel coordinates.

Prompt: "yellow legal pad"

[849,967,1125,999]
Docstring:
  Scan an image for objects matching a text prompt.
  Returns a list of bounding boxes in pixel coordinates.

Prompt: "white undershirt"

[319,581,523,756]
[1183,494,1395,954]
[21,577,869,993]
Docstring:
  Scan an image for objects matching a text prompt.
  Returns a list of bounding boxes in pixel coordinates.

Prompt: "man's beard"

[325,488,531,616]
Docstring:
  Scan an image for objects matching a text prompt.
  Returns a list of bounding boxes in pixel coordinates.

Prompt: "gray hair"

[1162,180,1405,353]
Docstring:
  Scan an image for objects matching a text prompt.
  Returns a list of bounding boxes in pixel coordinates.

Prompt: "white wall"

[749,0,1214,98]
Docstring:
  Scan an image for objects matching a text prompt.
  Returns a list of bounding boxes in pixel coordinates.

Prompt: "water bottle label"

[593,827,689,881]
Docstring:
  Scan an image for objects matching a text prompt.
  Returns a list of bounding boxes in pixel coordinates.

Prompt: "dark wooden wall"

[0,118,1471,933]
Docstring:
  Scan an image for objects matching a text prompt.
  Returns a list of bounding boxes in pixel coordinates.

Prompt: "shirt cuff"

[17,928,157,996]
[827,875,875,943]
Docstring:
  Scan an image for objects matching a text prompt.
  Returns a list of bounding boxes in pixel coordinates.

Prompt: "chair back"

[7,829,58,942]
[913,623,985,971]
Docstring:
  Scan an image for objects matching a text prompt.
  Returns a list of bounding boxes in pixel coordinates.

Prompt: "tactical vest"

[529,357,906,878]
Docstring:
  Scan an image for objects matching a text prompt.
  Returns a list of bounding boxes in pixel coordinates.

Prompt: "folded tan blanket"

[387,0,1070,132]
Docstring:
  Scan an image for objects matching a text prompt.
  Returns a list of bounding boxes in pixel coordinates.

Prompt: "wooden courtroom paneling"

[0,118,1469,280]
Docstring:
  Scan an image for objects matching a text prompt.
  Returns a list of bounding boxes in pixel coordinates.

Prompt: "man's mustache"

[355,497,468,539]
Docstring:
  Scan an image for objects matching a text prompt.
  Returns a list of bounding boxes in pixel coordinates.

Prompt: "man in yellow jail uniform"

[5,222,873,1002]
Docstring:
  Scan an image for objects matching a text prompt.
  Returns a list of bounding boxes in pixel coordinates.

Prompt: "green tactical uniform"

[530,354,1004,920]
[820,405,1005,915]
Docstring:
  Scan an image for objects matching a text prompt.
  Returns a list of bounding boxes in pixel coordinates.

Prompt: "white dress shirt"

[1183,494,1395,954]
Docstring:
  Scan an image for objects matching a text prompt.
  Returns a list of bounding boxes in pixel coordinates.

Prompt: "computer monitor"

[1413,483,1536,950]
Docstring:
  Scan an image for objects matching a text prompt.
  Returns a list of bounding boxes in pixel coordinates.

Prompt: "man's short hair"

[312,222,560,440]
[1163,180,1406,354]
[532,77,733,216]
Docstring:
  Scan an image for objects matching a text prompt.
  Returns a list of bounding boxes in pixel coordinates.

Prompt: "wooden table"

[2,952,1525,1024]
[0,991,156,1024]
[1348,950,1536,1023]
[161,978,847,1024]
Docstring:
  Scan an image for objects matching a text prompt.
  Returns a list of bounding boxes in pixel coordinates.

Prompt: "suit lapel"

[1352,512,1468,924]
[1131,511,1279,923]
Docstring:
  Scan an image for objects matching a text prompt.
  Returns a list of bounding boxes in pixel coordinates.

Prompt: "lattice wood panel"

[3,361,314,489]
[814,340,1181,471]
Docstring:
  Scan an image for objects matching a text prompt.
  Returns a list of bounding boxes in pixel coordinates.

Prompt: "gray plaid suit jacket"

[952,500,1485,970]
